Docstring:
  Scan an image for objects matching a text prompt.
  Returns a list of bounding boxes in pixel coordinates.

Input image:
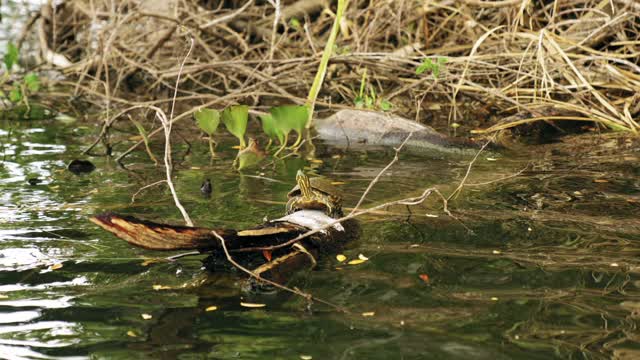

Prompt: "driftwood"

[90,211,359,281]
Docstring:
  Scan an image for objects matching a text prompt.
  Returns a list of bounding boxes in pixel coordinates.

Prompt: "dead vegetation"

[19,0,640,151]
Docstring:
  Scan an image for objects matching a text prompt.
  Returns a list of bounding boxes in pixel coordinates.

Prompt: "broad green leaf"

[9,87,21,103]
[222,105,248,148]
[4,43,18,71]
[380,100,392,111]
[24,73,40,92]
[270,105,309,147]
[270,105,308,135]
[194,108,220,135]
[415,58,433,75]
[259,113,285,144]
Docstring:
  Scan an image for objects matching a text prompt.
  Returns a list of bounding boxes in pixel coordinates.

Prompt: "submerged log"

[90,210,359,280]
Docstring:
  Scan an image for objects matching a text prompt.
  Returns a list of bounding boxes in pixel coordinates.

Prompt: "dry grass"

[23,0,640,153]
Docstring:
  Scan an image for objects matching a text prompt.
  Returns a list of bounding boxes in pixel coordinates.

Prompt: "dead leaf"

[361,312,375,317]
[127,330,137,337]
[262,250,273,262]
[205,306,218,312]
[240,302,266,308]
[348,259,367,265]
[152,285,171,290]
[336,254,347,262]
[50,263,63,270]
[594,179,609,183]
[419,274,430,283]
[310,159,323,164]
[331,181,346,185]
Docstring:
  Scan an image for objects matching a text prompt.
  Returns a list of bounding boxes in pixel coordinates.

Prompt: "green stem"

[306,0,348,128]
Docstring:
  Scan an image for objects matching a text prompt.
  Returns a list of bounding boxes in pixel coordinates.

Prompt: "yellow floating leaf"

[141,258,162,267]
[141,314,152,320]
[490,297,499,301]
[152,285,171,290]
[205,306,218,312]
[310,159,323,164]
[361,312,375,317]
[358,254,369,261]
[336,254,347,262]
[300,355,313,360]
[191,166,201,170]
[127,330,137,337]
[50,263,63,270]
[240,302,266,308]
[348,259,367,265]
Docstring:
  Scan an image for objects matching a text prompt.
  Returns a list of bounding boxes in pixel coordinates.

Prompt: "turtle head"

[296,170,313,200]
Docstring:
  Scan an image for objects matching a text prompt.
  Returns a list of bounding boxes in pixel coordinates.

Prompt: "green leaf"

[432,65,440,78]
[4,43,18,71]
[222,105,248,148]
[270,105,308,135]
[438,57,448,64]
[354,96,364,108]
[270,105,309,147]
[380,100,392,111]
[24,73,40,92]
[416,58,434,75]
[9,87,22,103]
[194,108,220,135]
[289,17,301,30]
[259,113,285,144]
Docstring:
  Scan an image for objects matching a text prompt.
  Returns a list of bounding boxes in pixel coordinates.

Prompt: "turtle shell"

[287,177,341,199]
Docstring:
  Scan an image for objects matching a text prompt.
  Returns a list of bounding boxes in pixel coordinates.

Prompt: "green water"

[1,119,639,360]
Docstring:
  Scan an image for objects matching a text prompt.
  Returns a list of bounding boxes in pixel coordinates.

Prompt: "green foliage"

[24,73,40,92]
[269,105,309,148]
[9,86,21,103]
[195,108,220,135]
[416,57,448,77]
[354,69,393,112]
[222,105,249,148]
[289,18,301,30]
[259,113,285,147]
[3,43,18,71]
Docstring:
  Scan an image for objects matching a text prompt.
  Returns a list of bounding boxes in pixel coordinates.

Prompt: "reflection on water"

[0,112,639,359]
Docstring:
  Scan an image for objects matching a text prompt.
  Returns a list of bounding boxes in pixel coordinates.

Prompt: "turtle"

[285,170,343,218]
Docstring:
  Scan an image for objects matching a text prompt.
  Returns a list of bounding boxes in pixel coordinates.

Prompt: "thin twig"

[349,132,413,215]
[211,230,348,312]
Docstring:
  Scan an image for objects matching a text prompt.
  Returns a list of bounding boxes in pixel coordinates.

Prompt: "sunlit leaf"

[24,73,40,92]
[141,314,152,320]
[358,254,369,261]
[270,105,309,146]
[348,259,367,265]
[336,254,347,262]
[194,108,220,135]
[240,302,266,308]
[127,330,137,337]
[361,312,375,317]
[222,105,248,148]
[205,306,218,312]
[300,355,312,360]
[259,113,285,144]
[50,263,63,270]
[152,285,171,290]
[4,42,18,71]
